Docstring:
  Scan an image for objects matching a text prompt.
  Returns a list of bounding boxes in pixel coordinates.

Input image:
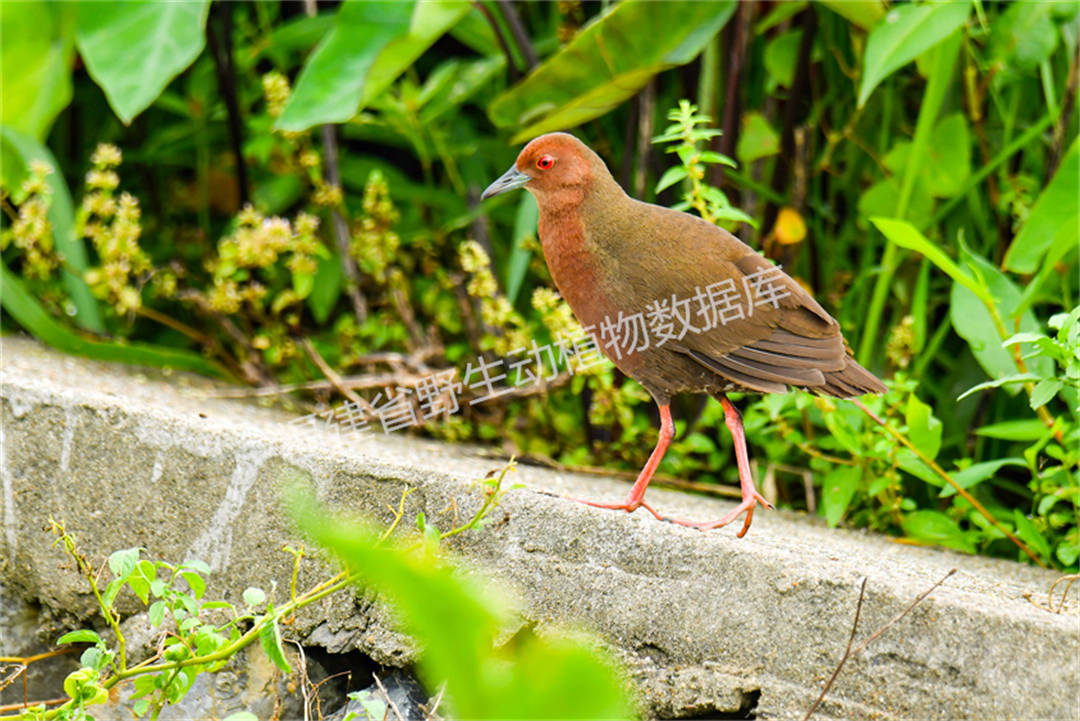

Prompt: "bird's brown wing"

[614,203,880,396]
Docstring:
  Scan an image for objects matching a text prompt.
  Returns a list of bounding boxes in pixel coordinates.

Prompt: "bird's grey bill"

[481,166,530,200]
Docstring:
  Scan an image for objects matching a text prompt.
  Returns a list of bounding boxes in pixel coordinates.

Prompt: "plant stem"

[852,399,1047,567]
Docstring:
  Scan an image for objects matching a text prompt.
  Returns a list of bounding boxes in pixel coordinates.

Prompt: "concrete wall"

[1,336,1076,719]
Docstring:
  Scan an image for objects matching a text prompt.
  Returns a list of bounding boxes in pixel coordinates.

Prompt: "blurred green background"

[1,0,1077,569]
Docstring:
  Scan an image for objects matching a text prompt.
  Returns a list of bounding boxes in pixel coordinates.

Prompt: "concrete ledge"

[1,335,1076,720]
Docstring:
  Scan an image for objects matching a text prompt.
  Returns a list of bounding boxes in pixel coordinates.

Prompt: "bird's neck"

[534,175,629,328]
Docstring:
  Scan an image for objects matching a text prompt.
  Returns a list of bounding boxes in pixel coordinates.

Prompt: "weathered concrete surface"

[1,334,1077,720]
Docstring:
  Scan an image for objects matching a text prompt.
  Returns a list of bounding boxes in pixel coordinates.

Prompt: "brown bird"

[482,133,886,536]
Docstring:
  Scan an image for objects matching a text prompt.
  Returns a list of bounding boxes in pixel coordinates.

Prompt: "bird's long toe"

[568,494,665,521]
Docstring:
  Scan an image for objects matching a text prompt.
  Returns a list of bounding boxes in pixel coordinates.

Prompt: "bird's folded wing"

[670,252,852,394]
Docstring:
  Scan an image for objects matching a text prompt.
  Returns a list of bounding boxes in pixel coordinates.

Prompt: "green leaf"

[655,165,689,194]
[108,547,141,580]
[818,0,885,31]
[149,600,166,627]
[127,560,156,605]
[0,261,228,378]
[1012,511,1051,560]
[75,1,210,124]
[939,458,1027,498]
[897,449,941,486]
[243,587,266,607]
[974,419,1050,441]
[1003,137,1079,273]
[180,570,206,600]
[900,510,975,553]
[259,620,292,673]
[278,1,459,131]
[489,1,736,142]
[1,125,103,332]
[181,559,211,574]
[763,29,802,91]
[357,1,472,110]
[822,466,862,527]
[956,373,1041,401]
[869,219,983,300]
[883,113,971,198]
[859,179,933,225]
[57,629,101,645]
[905,393,942,459]
[0,2,74,140]
[505,192,538,306]
[857,2,970,107]
[1029,378,1063,410]
[948,247,1054,384]
[292,492,632,718]
[988,2,1058,71]
[735,112,780,164]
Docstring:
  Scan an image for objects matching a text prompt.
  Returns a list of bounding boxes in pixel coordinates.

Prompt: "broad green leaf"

[293,494,631,718]
[763,29,802,91]
[259,620,292,673]
[1,125,103,332]
[279,1,469,132]
[974,419,1050,441]
[857,2,970,107]
[0,261,227,378]
[489,1,736,142]
[357,1,472,110]
[736,112,780,164]
[57,629,101,645]
[883,113,971,198]
[76,1,210,124]
[818,0,886,31]
[901,510,976,553]
[939,458,1027,498]
[505,192,538,305]
[859,179,933,224]
[277,1,415,131]
[905,393,942,459]
[0,2,74,140]
[949,247,1053,384]
[988,2,1058,70]
[822,466,862,527]
[1004,137,1079,273]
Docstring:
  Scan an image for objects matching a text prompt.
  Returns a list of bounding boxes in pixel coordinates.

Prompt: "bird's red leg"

[663,396,774,537]
[569,404,674,521]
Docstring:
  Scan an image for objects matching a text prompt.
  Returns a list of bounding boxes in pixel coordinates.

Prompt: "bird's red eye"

[536,155,555,170]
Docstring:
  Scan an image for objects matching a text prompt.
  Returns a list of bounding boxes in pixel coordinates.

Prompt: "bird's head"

[481,132,600,204]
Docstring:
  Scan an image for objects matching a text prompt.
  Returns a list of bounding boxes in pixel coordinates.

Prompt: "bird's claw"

[566,494,665,522]
[660,488,773,537]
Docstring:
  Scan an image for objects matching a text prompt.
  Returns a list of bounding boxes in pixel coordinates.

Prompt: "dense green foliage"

[1,1,1077,571]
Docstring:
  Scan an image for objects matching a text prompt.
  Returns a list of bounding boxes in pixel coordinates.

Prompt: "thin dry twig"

[804,568,957,720]
[421,682,447,720]
[1024,574,1080,614]
[372,672,406,721]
